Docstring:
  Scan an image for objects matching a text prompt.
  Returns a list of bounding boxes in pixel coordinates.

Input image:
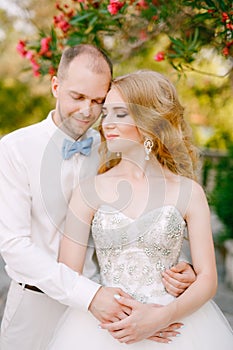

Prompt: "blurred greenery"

[0,79,53,136]
[0,0,55,135]
[210,141,233,243]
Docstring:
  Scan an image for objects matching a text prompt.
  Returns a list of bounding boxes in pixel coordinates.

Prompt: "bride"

[48,70,233,349]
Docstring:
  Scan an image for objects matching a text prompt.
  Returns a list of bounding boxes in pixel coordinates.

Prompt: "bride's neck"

[117,156,164,180]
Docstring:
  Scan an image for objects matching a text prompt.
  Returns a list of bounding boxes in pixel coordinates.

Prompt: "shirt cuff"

[72,275,101,311]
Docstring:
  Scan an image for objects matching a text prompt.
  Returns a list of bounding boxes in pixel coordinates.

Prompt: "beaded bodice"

[91,205,186,304]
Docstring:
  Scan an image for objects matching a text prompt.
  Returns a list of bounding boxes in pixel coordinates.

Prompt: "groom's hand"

[88,286,132,323]
[147,323,183,343]
[162,261,196,296]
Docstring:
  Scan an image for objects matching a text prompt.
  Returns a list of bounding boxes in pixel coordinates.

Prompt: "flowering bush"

[17,0,233,77]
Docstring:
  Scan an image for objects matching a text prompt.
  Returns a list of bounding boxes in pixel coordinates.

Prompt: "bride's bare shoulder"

[96,167,119,183]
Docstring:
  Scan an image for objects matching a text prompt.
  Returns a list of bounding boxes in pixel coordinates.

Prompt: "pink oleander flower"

[49,66,57,76]
[152,15,158,21]
[222,12,229,22]
[226,23,233,30]
[67,9,75,18]
[16,40,27,57]
[54,14,71,32]
[60,20,70,32]
[30,59,41,77]
[33,69,41,77]
[154,51,165,62]
[54,14,63,25]
[55,2,62,10]
[39,37,52,56]
[25,51,34,60]
[226,40,233,47]
[222,47,229,56]
[139,29,147,41]
[107,0,124,15]
[137,0,148,9]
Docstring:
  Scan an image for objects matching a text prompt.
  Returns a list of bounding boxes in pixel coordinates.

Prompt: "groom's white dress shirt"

[0,111,101,311]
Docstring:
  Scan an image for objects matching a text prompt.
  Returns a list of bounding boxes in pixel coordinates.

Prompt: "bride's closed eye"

[116,112,128,118]
[101,109,128,119]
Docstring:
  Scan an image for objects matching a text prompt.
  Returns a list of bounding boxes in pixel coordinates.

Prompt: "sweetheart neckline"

[96,204,185,224]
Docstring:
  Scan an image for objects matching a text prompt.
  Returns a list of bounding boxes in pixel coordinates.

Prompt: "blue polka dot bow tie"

[62,137,93,160]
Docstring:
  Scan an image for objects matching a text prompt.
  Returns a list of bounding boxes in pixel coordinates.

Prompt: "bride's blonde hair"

[98,70,199,180]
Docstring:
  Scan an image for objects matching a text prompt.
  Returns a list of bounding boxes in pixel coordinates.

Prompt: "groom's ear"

[51,76,59,99]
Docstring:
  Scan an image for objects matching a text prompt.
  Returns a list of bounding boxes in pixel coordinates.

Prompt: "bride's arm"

[100,181,217,343]
[164,181,217,318]
[59,183,94,273]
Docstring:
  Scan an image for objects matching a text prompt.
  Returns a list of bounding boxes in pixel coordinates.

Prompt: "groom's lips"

[73,118,91,124]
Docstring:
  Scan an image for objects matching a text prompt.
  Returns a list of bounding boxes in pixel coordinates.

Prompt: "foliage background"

[0,0,232,149]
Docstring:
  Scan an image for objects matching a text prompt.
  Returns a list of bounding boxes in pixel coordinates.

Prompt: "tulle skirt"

[47,300,233,349]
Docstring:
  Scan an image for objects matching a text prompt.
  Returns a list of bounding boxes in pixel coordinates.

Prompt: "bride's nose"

[103,122,116,129]
[102,114,117,128]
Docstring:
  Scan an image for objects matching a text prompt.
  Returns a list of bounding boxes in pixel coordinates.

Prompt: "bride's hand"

[88,287,132,323]
[100,296,174,344]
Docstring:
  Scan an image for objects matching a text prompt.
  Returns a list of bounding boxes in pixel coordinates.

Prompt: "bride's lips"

[105,134,119,140]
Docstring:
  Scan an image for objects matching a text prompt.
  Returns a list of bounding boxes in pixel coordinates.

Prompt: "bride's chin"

[106,145,122,154]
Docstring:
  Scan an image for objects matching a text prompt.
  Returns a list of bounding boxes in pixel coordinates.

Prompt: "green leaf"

[89,15,98,27]
[218,0,228,11]
[205,0,216,8]
[193,12,214,22]
[167,53,182,59]
[70,12,94,25]
[66,35,84,46]
[187,28,200,50]
[169,36,185,49]
[99,9,110,15]
[172,46,183,55]
[50,27,57,46]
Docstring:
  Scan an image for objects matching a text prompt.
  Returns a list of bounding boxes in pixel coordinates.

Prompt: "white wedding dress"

[48,205,233,349]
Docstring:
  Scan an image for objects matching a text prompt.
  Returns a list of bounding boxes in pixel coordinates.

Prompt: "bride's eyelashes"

[101,106,129,119]
[101,111,128,119]
[116,113,128,118]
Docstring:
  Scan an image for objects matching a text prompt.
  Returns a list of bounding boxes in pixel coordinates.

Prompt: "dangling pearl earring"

[116,152,121,158]
[144,138,154,160]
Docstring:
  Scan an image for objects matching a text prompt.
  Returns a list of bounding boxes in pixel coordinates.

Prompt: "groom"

[0,44,195,349]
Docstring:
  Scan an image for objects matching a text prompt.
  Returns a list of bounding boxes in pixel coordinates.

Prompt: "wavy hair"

[98,70,199,180]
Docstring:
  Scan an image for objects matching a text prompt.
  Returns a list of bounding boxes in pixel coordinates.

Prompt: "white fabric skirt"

[47,300,233,350]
